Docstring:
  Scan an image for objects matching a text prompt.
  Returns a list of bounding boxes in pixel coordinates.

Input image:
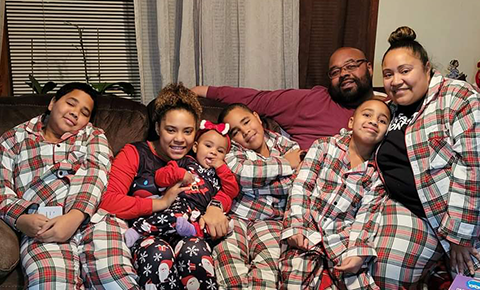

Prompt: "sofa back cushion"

[0,94,149,155]
[146,97,281,140]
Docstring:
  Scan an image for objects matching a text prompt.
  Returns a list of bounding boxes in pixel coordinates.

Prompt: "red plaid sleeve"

[66,127,113,219]
[282,138,328,243]
[0,128,37,229]
[346,174,386,258]
[436,85,480,246]
[225,143,294,190]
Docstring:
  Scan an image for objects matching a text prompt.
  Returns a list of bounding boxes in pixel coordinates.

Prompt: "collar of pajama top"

[0,114,112,229]
[386,70,480,253]
[225,130,300,221]
[283,129,386,261]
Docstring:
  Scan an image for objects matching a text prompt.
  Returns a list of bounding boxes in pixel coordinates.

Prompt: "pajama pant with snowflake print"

[132,235,217,289]
[131,197,205,239]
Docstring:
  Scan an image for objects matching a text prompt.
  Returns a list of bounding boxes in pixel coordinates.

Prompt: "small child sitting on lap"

[124,120,239,247]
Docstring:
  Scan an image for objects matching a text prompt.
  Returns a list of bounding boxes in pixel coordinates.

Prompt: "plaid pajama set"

[212,130,299,289]
[280,130,386,290]
[371,71,480,289]
[0,115,138,289]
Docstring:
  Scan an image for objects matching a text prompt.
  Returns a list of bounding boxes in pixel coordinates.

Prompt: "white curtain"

[134,0,299,104]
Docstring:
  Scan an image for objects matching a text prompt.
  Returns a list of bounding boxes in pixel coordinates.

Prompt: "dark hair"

[359,97,392,120]
[153,83,202,127]
[217,103,253,124]
[50,82,98,119]
[382,26,429,68]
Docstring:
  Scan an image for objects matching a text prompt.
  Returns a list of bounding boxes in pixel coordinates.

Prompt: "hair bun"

[388,26,416,45]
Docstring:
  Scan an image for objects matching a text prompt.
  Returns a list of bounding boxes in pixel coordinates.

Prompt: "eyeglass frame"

[327,59,368,79]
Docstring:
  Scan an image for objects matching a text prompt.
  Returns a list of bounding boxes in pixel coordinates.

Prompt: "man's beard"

[328,70,373,109]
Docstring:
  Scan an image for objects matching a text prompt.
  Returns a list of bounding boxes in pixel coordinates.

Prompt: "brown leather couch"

[0,93,228,289]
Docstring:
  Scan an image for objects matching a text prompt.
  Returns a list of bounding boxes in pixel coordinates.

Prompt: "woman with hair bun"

[374,26,480,288]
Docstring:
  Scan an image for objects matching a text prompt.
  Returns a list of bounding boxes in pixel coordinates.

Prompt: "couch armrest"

[0,220,19,279]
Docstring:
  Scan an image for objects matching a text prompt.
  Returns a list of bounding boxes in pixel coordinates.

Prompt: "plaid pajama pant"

[279,241,378,290]
[371,198,445,289]
[21,210,139,290]
[279,198,448,290]
[212,218,283,290]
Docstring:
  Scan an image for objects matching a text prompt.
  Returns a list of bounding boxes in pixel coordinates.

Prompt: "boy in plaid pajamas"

[280,98,391,290]
[0,83,138,289]
[372,26,480,289]
[213,103,303,289]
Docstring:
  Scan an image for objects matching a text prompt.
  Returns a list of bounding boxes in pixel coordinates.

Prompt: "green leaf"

[27,74,42,94]
[41,82,57,94]
[90,82,135,97]
[90,82,109,93]
[109,82,135,95]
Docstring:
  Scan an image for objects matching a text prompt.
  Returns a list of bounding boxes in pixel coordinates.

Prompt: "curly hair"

[152,83,203,127]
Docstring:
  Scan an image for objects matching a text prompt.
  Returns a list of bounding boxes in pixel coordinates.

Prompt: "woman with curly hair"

[101,83,230,289]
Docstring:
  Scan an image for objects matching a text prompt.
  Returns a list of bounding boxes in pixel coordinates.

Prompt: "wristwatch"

[209,200,224,212]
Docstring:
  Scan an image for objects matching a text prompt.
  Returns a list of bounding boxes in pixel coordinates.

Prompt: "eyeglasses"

[328,59,368,79]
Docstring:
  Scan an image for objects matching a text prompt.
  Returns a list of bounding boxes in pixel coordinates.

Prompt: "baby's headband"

[196,120,231,152]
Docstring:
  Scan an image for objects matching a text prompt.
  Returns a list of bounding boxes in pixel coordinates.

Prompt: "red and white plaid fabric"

[226,130,299,221]
[0,115,113,228]
[280,130,385,289]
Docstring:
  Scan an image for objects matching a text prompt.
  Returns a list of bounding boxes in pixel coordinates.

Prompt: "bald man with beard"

[192,47,377,150]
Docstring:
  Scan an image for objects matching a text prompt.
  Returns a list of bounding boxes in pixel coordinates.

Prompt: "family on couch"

[1,26,479,289]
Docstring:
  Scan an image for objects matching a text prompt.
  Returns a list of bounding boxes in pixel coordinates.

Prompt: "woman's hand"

[450,243,480,275]
[16,214,50,237]
[334,256,366,274]
[36,209,85,243]
[287,233,309,251]
[199,205,229,239]
[152,182,189,212]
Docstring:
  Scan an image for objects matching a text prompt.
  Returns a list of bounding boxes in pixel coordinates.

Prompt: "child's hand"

[284,148,303,170]
[287,233,309,250]
[210,158,225,169]
[152,182,189,212]
[182,171,195,186]
[36,209,85,243]
[334,256,366,274]
[16,213,50,237]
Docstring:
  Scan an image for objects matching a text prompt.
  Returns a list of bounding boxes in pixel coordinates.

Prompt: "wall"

[373,0,480,87]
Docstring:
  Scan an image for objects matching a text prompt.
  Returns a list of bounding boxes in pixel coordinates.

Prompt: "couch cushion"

[0,220,19,279]
[0,94,149,155]
[93,95,149,155]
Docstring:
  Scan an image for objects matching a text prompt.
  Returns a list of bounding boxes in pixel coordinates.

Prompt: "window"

[5,0,140,100]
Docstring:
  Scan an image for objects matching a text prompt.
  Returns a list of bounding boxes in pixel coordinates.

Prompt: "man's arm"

[192,85,311,124]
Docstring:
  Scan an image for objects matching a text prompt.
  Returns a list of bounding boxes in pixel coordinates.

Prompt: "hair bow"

[199,120,230,136]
